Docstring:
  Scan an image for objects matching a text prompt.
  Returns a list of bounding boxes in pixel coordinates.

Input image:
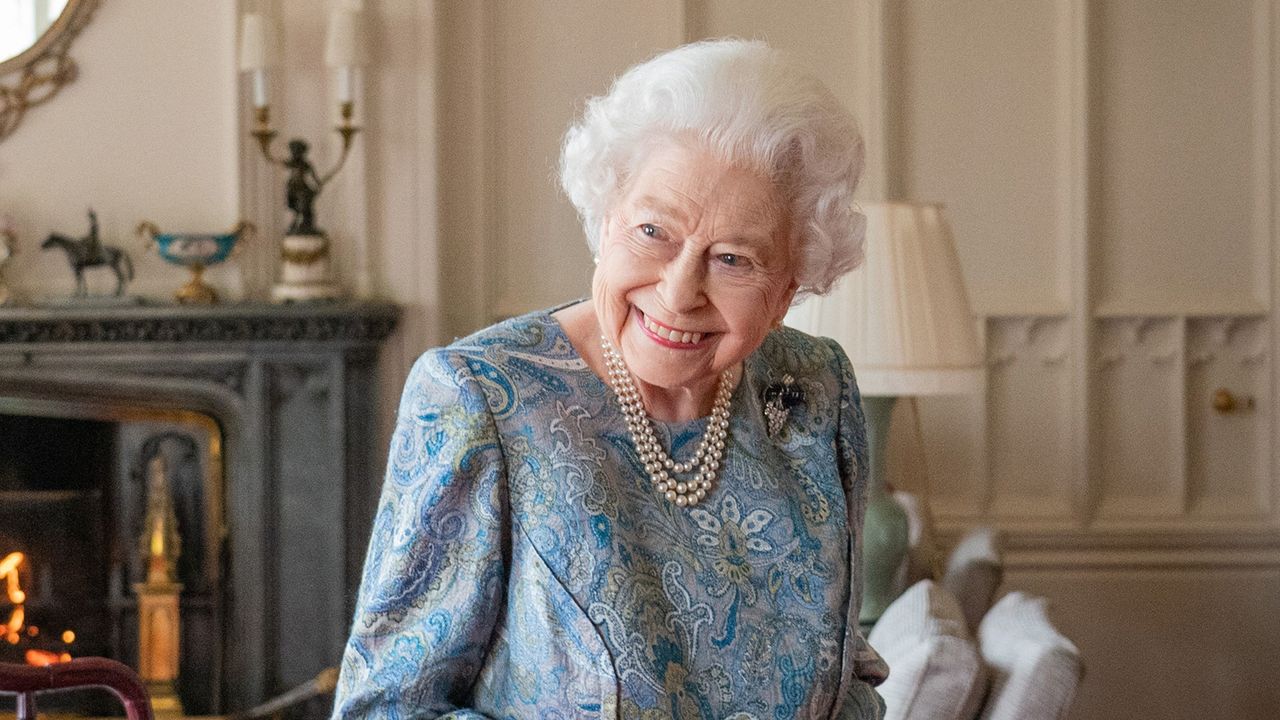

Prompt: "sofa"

[870,494,1084,720]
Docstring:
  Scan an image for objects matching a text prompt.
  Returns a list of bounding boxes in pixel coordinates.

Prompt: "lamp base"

[858,395,911,627]
[858,488,910,625]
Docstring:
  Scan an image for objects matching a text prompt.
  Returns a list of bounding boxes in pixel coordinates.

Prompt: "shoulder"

[754,326,862,429]
[757,325,850,380]
[412,308,561,370]
[405,308,579,420]
[443,308,578,362]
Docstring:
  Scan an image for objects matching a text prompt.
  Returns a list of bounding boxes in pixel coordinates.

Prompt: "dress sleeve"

[332,349,508,720]
[825,338,890,719]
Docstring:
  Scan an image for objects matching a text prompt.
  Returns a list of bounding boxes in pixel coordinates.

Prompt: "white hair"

[559,39,865,297]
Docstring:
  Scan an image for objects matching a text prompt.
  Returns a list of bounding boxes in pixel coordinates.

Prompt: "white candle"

[238,14,267,70]
[252,69,268,109]
[326,8,362,105]
[336,66,354,104]
[239,13,271,108]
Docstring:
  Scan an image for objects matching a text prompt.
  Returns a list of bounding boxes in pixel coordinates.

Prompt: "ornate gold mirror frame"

[0,0,102,143]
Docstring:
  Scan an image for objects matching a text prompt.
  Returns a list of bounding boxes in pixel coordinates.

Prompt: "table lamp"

[786,201,982,626]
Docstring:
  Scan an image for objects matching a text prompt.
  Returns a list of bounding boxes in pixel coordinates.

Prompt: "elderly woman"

[334,39,886,719]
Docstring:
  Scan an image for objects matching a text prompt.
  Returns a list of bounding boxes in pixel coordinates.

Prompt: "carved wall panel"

[1094,317,1184,519]
[1187,317,1271,518]
[987,316,1074,519]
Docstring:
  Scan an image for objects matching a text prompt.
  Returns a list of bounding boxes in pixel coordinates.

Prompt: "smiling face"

[591,139,799,404]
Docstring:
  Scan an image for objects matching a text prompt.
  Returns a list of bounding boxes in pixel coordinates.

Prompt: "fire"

[1,551,76,665]
[5,606,23,643]
[3,552,24,645]
[2,552,24,604]
[24,649,61,667]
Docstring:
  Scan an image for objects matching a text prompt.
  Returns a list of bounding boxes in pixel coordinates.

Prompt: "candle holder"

[250,104,359,302]
[241,7,364,302]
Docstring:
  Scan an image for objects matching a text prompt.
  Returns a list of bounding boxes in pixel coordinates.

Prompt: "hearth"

[0,301,398,714]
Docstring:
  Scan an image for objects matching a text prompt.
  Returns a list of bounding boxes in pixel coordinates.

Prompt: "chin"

[620,332,722,389]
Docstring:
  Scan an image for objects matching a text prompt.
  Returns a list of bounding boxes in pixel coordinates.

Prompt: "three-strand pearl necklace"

[601,336,732,508]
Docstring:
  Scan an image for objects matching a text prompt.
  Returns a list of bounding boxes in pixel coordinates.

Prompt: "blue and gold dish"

[137,221,254,304]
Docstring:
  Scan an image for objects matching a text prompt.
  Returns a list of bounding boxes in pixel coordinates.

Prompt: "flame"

[2,551,78,665]
[2,552,24,604]
[0,552,21,577]
[3,553,25,645]
[25,649,62,667]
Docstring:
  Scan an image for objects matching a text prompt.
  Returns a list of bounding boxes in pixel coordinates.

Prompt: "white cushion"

[941,527,1003,635]
[868,580,986,720]
[977,592,1083,720]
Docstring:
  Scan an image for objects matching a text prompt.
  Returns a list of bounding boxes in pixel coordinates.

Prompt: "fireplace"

[1,401,224,713]
[0,302,398,714]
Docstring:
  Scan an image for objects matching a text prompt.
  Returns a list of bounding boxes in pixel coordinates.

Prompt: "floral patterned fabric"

[334,307,888,720]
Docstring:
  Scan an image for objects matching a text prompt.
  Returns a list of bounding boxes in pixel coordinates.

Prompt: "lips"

[637,309,708,347]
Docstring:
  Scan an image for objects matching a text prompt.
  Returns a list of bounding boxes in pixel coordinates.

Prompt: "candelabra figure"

[249,106,358,303]
[285,140,323,236]
[240,8,364,303]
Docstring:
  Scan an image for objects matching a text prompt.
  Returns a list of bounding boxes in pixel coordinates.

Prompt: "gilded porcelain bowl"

[137,221,254,304]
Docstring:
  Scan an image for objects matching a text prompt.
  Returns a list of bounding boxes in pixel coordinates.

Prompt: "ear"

[775,278,800,326]
[596,208,620,255]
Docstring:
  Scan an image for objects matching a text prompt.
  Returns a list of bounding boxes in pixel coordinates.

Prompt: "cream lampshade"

[787,201,982,396]
[786,201,982,626]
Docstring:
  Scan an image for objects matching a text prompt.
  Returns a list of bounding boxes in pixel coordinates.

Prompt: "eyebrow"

[633,196,691,224]
[631,195,778,248]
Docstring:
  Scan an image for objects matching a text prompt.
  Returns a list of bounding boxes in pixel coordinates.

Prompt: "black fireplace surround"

[0,302,398,713]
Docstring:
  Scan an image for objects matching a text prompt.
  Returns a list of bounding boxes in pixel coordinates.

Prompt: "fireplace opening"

[0,399,225,715]
[1,413,114,663]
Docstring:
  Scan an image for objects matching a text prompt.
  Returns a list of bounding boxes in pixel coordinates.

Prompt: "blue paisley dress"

[333,307,888,719]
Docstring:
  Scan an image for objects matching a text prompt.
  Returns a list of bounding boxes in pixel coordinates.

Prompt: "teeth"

[641,312,703,344]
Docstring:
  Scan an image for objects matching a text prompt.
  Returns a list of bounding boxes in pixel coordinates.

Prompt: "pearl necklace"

[601,336,732,507]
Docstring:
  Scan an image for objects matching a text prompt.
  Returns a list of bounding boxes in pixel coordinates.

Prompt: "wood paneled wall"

[241,2,1280,717]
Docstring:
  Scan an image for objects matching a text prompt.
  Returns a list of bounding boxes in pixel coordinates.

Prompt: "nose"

[655,248,707,314]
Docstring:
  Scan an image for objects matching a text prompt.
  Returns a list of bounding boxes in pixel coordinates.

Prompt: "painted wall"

[0,0,241,300]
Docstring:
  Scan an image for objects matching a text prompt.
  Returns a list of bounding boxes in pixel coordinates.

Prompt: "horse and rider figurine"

[42,209,134,297]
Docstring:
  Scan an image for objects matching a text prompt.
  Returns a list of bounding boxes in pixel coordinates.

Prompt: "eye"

[717,253,751,269]
[639,223,663,239]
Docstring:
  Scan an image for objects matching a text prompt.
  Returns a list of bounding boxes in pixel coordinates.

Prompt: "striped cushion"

[977,592,1083,720]
[868,580,986,720]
